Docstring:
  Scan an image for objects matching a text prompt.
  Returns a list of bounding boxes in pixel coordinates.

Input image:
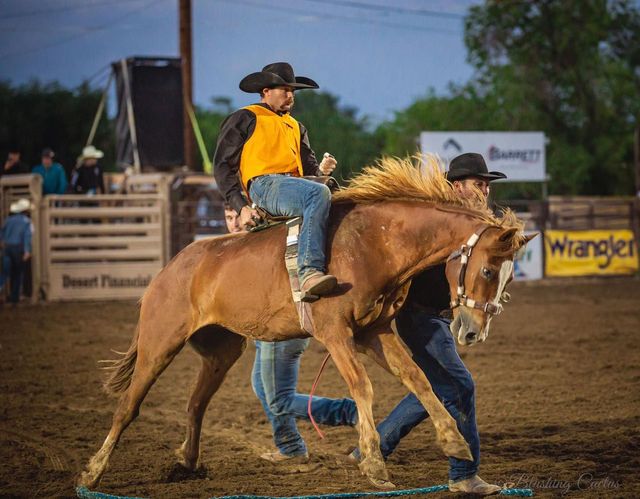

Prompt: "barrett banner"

[420,131,546,182]
[545,230,638,276]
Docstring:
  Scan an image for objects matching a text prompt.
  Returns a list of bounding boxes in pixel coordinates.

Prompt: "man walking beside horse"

[346,153,507,496]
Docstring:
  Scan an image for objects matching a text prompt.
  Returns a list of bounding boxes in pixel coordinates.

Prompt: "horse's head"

[446,226,537,346]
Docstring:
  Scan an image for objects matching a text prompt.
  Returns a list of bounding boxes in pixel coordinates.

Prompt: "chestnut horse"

[78,157,527,490]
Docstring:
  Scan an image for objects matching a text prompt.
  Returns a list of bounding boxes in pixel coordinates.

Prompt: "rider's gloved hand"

[319,152,337,175]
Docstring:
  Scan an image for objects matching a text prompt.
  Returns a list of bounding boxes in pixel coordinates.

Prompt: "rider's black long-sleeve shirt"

[213,103,320,214]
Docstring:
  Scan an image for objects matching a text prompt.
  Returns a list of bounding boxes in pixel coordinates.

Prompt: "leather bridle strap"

[447,226,504,316]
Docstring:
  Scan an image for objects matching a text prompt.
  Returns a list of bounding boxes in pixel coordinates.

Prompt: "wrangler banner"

[545,230,639,276]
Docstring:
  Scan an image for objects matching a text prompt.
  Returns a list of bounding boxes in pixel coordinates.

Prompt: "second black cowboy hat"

[446,153,506,182]
[239,62,319,93]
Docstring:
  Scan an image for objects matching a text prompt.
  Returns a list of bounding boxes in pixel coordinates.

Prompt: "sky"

[0,0,480,123]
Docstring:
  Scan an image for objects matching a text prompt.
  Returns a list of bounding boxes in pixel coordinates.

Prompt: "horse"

[78,156,530,490]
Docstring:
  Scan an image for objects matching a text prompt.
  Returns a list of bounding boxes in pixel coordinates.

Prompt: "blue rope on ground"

[77,484,533,498]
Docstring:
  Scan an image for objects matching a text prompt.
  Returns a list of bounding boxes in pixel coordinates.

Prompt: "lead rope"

[308,352,332,439]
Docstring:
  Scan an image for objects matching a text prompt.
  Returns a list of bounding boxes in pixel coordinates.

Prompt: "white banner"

[420,131,546,182]
[514,231,543,281]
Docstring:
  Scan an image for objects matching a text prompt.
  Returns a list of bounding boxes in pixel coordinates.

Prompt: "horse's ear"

[523,232,539,244]
[498,227,519,242]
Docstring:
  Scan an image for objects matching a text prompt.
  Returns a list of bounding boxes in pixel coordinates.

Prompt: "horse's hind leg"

[355,328,472,461]
[319,329,393,490]
[175,326,246,471]
[79,317,190,488]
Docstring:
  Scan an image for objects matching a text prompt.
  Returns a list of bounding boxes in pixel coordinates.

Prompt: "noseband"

[447,226,504,316]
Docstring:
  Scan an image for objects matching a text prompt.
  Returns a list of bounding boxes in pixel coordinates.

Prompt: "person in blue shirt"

[0,198,33,304]
[32,147,67,195]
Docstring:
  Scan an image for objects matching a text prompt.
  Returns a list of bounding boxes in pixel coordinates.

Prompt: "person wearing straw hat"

[71,145,106,195]
[0,198,33,305]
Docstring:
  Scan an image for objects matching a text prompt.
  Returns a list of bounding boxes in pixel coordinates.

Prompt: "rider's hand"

[319,152,337,175]
[239,205,261,229]
[23,251,31,262]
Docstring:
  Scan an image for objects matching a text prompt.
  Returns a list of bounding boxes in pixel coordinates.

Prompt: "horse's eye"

[481,267,493,280]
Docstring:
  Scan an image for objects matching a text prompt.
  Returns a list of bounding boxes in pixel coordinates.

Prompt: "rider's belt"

[239,104,304,189]
[247,172,296,191]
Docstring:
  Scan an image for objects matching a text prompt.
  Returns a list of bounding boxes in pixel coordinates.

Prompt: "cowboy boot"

[300,271,337,301]
[449,475,502,496]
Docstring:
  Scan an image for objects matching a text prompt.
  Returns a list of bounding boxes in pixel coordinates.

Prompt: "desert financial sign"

[420,131,546,182]
[545,230,638,276]
[48,263,160,300]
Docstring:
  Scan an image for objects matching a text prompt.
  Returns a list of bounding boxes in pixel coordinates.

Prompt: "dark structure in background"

[112,57,185,171]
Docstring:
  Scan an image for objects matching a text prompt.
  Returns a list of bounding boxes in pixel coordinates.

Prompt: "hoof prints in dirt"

[164,463,208,482]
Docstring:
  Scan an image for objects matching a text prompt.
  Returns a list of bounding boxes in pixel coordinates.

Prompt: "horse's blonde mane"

[333,155,525,252]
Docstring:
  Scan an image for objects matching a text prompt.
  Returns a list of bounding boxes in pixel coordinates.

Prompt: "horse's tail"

[100,324,140,397]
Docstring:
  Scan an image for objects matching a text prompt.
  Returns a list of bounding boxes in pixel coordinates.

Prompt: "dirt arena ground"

[1,278,639,498]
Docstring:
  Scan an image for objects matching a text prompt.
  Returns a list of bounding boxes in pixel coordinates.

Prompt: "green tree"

[0,80,114,176]
[195,97,230,170]
[464,0,640,195]
[292,91,382,180]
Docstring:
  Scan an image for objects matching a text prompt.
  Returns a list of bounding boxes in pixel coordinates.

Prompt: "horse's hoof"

[367,477,396,490]
[442,439,473,461]
[173,447,197,470]
[164,462,207,482]
[77,470,99,489]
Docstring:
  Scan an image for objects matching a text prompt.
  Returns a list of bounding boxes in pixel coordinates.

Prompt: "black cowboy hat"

[239,62,319,93]
[446,153,506,182]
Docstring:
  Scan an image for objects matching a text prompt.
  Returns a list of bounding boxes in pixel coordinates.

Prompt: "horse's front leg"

[319,327,394,490]
[356,327,472,461]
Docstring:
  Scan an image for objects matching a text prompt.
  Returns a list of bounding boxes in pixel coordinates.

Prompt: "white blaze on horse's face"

[446,227,522,346]
[450,256,514,346]
[478,259,513,343]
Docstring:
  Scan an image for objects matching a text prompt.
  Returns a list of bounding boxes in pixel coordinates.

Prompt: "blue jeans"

[249,175,332,280]
[252,339,358,456]
[1,245,25,304]
[375,308,480,481]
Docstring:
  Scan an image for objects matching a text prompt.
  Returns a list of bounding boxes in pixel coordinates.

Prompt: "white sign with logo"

[514,231,543,281]
[420,131,546,182]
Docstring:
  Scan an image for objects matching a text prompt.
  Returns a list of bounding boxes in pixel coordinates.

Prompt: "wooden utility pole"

[635,124,640,197]
[180,0,196,170]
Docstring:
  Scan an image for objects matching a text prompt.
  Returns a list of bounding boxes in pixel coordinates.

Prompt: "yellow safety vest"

[239,105,304,189]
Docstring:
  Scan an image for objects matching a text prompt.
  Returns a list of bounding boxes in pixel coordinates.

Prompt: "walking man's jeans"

[375,308,480,481]
[252,339,357,457]
[249,175,332,281]
[0,245,25,303]
[356,306,480,482]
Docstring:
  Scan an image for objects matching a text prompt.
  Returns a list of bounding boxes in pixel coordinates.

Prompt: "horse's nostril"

[465,332,477,342]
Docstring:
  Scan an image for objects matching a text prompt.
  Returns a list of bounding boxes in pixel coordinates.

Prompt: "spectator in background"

[32,147,67,195]
[71,145,106,195]
[0,198,33,305]
[2,148,29,178]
